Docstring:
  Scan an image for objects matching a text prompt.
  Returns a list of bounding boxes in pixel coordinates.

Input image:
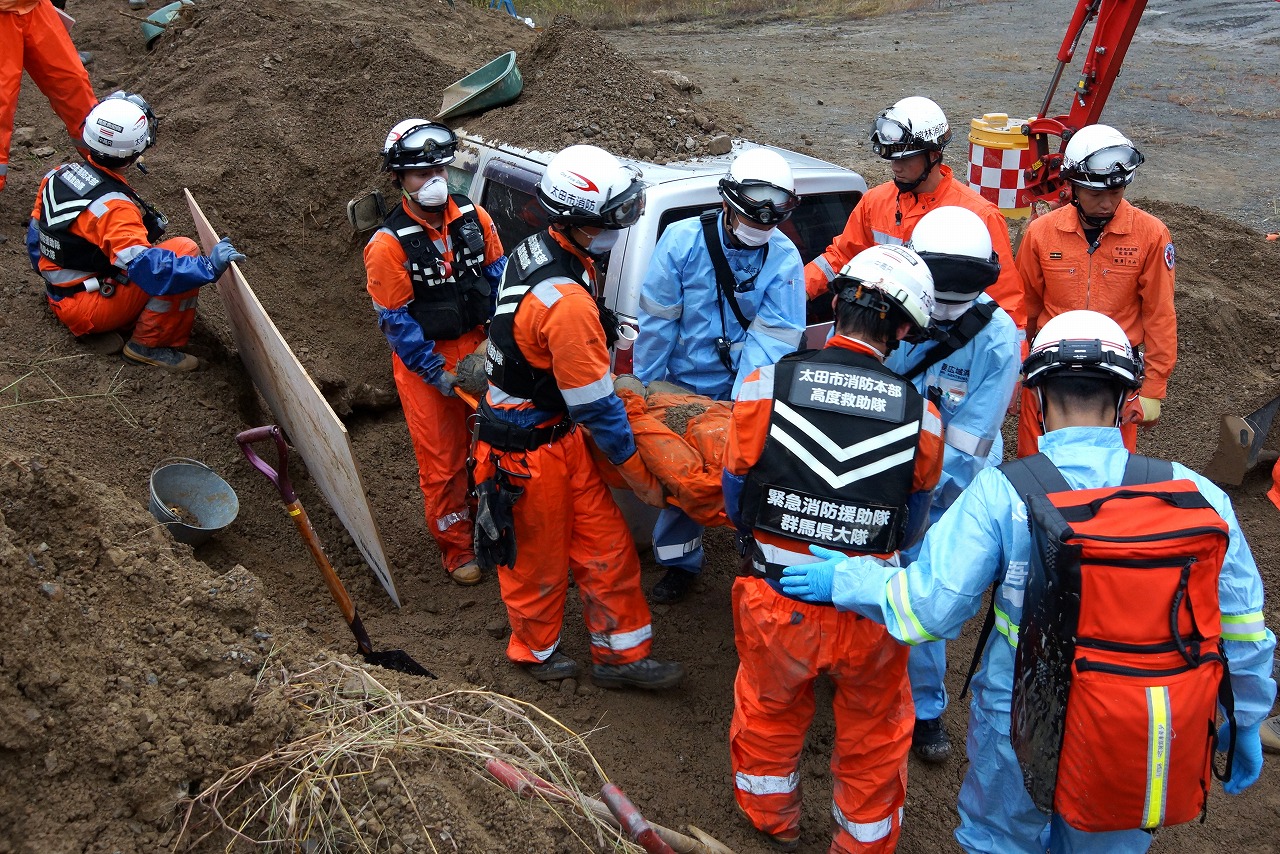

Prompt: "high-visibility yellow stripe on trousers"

[1142,686,1171,829]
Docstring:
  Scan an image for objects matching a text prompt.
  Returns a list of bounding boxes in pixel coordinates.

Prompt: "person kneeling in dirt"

[364,120,506,587]
[634,147,805,605]
[780,310,1274,854]
[25,93,244,371]
[473,144,684,690]
[722,245,943,852]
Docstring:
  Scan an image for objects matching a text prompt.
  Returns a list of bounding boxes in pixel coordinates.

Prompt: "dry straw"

[175,660,643,852]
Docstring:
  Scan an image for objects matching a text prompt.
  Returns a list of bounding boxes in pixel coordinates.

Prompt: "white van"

[446,132,868,367]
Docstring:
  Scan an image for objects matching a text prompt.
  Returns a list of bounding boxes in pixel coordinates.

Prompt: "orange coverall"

[1016,199,1177,455]
[724,336,944,853]
[364,196,504,575]
[1,0,95,192]
[804,165,1026,331]
[475,231,655,667]
[30,166,204,346]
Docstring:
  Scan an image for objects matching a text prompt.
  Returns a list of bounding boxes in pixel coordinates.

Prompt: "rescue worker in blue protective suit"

[884,206,1019,764]
[778,309,1275,854]
[634,147,806,604]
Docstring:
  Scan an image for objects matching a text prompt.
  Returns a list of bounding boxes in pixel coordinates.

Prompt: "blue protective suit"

[828,427,1276,853]
[885,295,1019,720]
[635,210,805,574]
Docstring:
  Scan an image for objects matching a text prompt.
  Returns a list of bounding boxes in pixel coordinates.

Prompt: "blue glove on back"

[1218,721,1262,795]
[778,544,846,603]
[208,237,246,278]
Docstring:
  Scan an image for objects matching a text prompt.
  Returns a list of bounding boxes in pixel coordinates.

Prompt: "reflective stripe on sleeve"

[1221,612,1266,642]
[1141,686,1171,829]
[994,605,1019,648]
[86,191,134,218]
[735,770,799,796]
[588,624,652,654]
[871,230,904,246]
[561,373,614,407]
[639,292,682,320]
[921,408,942,437]
[832,804,900,843]
[945,425,994,458]
[750,319,803,347]
[813,255,837,284]
[736,364,776,402]
[886,570,936,646]
[114,244,149,266]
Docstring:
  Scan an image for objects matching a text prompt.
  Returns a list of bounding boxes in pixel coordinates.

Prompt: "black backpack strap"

[700,210,751,332]
[960,454,1072,699]
[904,301,998,381]
[1120,453,1175,486]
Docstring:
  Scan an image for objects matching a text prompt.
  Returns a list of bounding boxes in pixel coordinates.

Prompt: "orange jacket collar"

[898,163,954,204]
[548,228,598,287]
[827,334,888,363]
[398,194,462,233]
[1052,197,1136,237]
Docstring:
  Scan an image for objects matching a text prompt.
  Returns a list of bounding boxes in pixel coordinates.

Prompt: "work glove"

[1218,721,1263,795]
[454,352,489,395]
[778,544,846,604]
[474,476,521,571]
[208,237,246,278]
[430,369,457,397]
[616,451,666,509]
[1139,396,1162,425]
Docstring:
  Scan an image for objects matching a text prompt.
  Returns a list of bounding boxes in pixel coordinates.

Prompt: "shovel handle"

[236,425,296,502]
[602,784,675,854]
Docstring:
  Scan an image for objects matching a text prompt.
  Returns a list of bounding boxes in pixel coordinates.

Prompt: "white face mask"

[411,176,449,208]
[931,300,975,323]
[586,229,621,256]
[731,219,775,247]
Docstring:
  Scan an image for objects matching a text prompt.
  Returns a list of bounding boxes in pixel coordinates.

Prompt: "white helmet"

[82,92,156,161]
[719,148,800,226]
[538,144,646,230]
[832,244,935,332]
[909,206,1001,307]
[381,119,456,171]
[1023,309,1143,390]
[1061,124,1144,190]
[871,96,952,160]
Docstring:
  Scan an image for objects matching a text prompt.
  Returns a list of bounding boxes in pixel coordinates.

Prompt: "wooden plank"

[184,189,400,606]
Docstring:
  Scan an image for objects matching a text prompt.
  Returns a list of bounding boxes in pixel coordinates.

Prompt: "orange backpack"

[991,453,1237,832]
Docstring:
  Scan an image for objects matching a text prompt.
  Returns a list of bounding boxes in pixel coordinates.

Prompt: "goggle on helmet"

[539,168,647,230]
[719,177,800,226]
[870,113,951,160]
[1062,144,1145,190]
[382,123,457,172]
[105,90,158,149]
[1022,337,1144,389]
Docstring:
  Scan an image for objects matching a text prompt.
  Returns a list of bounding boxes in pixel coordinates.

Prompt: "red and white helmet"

[82,92,156,161]
[1023,309,1143,390]
[832,244,935,332]
[1061,124,1144,190]
[537,145,646,230]
[871,96,951,160]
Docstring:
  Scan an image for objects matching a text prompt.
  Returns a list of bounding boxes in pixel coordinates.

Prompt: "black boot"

[650,568,695,604]
[523,650,579,682]
[912,717,951,764]
[590,657,685,690]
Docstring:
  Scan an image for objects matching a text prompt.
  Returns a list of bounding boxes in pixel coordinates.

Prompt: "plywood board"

[185,189,400,606]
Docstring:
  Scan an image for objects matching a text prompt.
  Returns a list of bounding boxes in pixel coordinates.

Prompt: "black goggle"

[720,178,800,225]
[598,175,647,229]
[1064,145,1144,187]
[384,123,456,170]
[870,114,948,159]
[1022,338,1143,388]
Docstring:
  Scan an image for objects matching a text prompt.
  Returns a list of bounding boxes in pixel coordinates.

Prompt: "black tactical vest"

[743,346,925,576]
[36,161,167,276]
[381,194,490,342]
[484,231,587,414]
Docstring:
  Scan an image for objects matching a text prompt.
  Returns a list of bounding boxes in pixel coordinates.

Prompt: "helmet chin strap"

[892,151,939,196]
[1070,192,1114,229]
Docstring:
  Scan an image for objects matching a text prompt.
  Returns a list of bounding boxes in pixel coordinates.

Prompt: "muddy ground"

[1,1,1277,852]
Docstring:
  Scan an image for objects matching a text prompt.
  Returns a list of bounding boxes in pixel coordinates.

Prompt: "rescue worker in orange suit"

[364,120,506,587]
[1016,124,1176,456]
[722,244,944,852]
[804,96,1026,337]
[25,93,245,371]
[1,0,95,193]
[474,144,684,690]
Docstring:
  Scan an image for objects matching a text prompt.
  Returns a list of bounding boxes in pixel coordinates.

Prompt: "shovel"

[236,425,434,677]
[1203,392,1280,486]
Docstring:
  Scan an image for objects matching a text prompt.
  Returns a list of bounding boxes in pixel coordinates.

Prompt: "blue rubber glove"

[1218,722,1262,795]
[208,237,246,278]
[777,544,846,603]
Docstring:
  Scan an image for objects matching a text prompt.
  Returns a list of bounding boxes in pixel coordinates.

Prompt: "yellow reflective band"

[886,571,937,646]
[993,606,1019,648]
[1142,686,1171,829]
[1221,612,1266,642]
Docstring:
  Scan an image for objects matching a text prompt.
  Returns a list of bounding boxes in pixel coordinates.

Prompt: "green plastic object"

[142,0,195,49]
[436,51,523,120]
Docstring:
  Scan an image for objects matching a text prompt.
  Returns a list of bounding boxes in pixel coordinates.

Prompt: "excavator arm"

[1021,0,1148,211]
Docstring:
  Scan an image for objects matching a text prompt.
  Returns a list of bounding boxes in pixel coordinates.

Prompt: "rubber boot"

[590,657,684,690]
[523,650,579,682]
[123,340,199,372]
